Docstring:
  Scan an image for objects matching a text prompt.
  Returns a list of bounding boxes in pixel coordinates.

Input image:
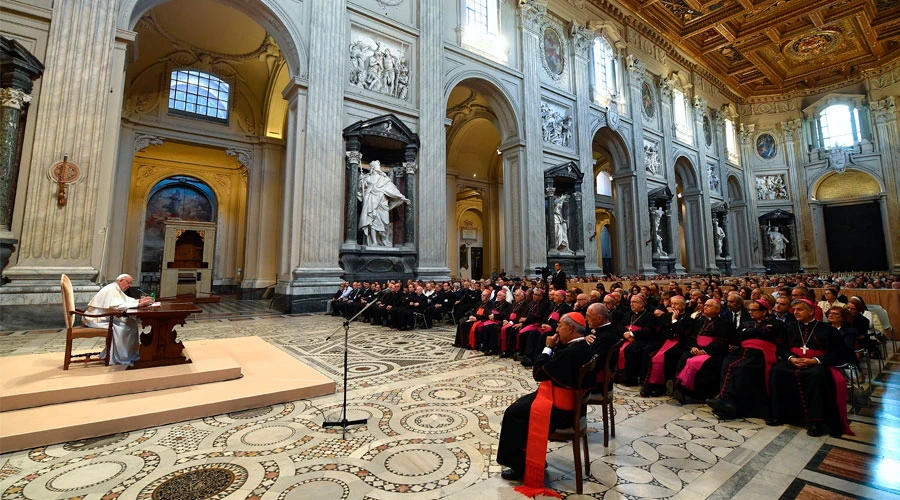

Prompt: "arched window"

[672,87,692,143]
[818,104,862,149]
[724,117,739,165]
[460,0,506,63]
[591,37,618,107]
[595,171,612,196]
[168,70,230,123]
[464,0,496,34]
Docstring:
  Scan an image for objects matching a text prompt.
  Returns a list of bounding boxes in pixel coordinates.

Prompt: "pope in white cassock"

[83,274,152,365]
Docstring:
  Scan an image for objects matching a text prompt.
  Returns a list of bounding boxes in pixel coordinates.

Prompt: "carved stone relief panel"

[755,174,789,201]
[540,100,574,148]
[707,162,720,193]
[644,139,662,177]
[348,26,411,101]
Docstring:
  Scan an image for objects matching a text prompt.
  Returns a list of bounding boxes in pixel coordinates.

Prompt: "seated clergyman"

[83,274,152,365]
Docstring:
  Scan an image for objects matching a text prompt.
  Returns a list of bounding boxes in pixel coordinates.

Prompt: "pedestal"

[340,246,418,284]
[652,256,676,275]
[548,253,585,279]
[764,259,800,274]
[715,257,732,275]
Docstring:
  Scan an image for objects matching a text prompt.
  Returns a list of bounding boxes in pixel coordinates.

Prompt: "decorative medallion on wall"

[703,114,712,146]
[755,133,777,159]
[540,25,565,80]
[755,174,789,201]
[641,80,655,118]
[608,99,620,129]
[827,147,850,173]
[783,30,842,60]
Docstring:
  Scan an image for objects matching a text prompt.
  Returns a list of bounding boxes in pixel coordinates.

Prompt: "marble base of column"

[0,234,16,283]
[272,267,344,314]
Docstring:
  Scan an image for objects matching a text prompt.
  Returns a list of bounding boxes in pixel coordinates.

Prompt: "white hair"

[116,274,132,281]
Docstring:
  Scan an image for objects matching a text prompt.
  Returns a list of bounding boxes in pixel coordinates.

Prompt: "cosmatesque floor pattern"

[0,314,897,499]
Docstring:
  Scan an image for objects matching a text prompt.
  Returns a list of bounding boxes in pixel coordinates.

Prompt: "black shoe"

[499,351,510,358]
[665,380,675,397]
[521,356,534,367]
[765,417,781,426]
[639,385,652,397]
[500,467,523,481]
[706,398,737,419]
[671,384,687,405]
[807,423,825,437]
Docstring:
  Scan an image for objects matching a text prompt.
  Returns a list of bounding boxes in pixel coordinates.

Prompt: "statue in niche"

[715,220,725,258]
[651,207,667,257]
[358,161,409,247]
[553,195,571,253]
[766,225,789,260]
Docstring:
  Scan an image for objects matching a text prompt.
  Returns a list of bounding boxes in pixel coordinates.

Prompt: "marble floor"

[0,314,897,500]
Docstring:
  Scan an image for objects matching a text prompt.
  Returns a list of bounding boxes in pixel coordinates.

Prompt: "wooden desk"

[125,303,201,369]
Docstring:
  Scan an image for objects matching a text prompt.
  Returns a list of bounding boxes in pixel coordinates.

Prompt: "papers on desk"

[151,302,162,307]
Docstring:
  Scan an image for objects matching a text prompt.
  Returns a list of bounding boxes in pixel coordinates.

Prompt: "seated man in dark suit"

[497,312,594,490]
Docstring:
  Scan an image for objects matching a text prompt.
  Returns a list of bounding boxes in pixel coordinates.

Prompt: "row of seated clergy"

[496,307,621,487]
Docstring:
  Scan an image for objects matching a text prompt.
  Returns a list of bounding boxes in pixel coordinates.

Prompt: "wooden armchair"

[61,274,116,370]
[547,354,600,495]
[585,338,626,447]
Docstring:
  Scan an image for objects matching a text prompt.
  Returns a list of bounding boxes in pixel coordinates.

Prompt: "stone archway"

[445,77,522,276]
[674,156,704,273]
[591,125,633,275]
[726,174,751,272]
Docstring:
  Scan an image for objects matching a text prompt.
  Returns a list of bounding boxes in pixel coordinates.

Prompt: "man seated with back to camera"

[496,312,594,485]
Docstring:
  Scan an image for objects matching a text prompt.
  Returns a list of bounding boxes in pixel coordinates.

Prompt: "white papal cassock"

[83,282,141,365]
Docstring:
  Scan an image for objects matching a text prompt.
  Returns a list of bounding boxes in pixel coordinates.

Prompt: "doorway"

[824,202,888,271]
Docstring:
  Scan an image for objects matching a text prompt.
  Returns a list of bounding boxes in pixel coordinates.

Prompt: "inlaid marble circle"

[385,449,443,477]
[140,463,247,500]
[462,373,521,393]
[239,424,297,446]
[62,432,129,451]
[348,360,395,377]
[227,405,272,419]
[278,478,350,500]
[46,461,127,492]
[400,408,468,434]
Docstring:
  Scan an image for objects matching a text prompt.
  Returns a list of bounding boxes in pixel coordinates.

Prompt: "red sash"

[789,347,854,436]
[514,382,574,498]
[647,339,679,385]
[675,336,714,391]
[741,339,776,392]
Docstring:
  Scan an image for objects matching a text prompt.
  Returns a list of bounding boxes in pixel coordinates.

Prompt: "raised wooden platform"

[0,336,335,453]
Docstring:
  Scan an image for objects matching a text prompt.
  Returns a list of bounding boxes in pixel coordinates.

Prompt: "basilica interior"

[2,0,900,498]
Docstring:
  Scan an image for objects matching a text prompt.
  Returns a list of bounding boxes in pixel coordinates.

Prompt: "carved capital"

[520,0,548,31]
[713,109,726,127]
[568,20,594,55]
[545,186,556,198]
[659,74,677,98]
[780,119,802,141]
[403,161,417,175]
[626,55,645,81]
[134,134,164,153]
[739,123,755,145]
[693,96,706,111]
[871,96,896,124]
[225,148,252,168]
[346,151,363,166]
[0,88,32,110]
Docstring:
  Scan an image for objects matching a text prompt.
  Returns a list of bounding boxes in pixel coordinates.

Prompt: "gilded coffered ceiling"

[603,0,900,99]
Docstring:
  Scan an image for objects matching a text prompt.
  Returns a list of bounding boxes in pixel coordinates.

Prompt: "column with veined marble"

[280,1,346,312]
[871,97,900,272]
[2,1,121,296]
[520,2,548,273]
[569,21,600,275]
[416,0,450,280]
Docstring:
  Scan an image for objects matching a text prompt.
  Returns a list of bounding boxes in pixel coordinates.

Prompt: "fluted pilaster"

[521,3,548,271]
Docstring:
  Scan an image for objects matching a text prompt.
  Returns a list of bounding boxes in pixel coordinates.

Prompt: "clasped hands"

[690,347,706,356]
[790,357,818,369]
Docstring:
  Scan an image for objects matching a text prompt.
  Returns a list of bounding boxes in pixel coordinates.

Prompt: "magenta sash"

[549,311,560,322]
[742,339,777,392]
[617,341,630,370]
[675,336,714,391]
[647,338,679,384]
[500,323,515,351]
[789,347,854,436]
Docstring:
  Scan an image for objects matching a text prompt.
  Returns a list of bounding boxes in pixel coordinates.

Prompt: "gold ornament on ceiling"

[783,30,843,60]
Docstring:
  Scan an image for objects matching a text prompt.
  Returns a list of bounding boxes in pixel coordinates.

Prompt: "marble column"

[572,191,584,254]
[570,21,600,275]
[500,144,525,275]
[694,96,719,273]
[622,55,655,275]
[735,119,765,272]
[871,97,900,273]
[416,0,450,280]
[520,3,548,272]
[403,161,416,247]
[780,118,816,272]
[287,1,346,306]
[0,88,30,279]
[544,184,555,254]
[241,140,282,293]
[344,149,362,246]
[3,0,121,293]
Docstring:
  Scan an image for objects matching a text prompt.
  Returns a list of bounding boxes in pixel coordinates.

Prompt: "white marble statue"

[553,195,570,253]
[767,226,789,260]
[715,220,725,258]
[349,38,409,100]
[358,161,409,247]
[540,103,574,147]
[651,207,667,257]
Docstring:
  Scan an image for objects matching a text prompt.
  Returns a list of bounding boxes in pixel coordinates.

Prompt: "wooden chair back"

[548,353,600,495]
[61,274,115,370]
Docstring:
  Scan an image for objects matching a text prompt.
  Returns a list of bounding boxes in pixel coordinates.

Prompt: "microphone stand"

[322,293,383,439]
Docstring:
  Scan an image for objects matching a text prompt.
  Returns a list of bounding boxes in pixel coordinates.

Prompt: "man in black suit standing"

[551,262,567,292]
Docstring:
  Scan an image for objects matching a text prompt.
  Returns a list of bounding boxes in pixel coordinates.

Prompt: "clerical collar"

[566,337,586,345]
[595,321,612,328]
